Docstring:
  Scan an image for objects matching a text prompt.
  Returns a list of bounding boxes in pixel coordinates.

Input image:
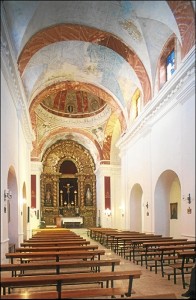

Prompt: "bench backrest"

[15,245,98,252]
[1,259,121,272]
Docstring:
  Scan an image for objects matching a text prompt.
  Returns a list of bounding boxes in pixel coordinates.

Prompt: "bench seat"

[1,259,121,277]
[0,287,127,299]
[163,262,194,285]
[1,270,142,296]
[147,255,179,274]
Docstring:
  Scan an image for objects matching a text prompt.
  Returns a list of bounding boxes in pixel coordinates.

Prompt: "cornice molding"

[95,163,121,175]
[117,46,195,150]
[31,161,43,173]
[1,9,35,148]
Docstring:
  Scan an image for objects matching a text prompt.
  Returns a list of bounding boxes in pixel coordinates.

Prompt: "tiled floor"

[1,228,192,299]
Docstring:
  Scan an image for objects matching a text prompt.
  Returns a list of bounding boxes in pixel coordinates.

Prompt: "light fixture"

[104,208,111,216]
[4,189,12,201]
[187,194,191,204]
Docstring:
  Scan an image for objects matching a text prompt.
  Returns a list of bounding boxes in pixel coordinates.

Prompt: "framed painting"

[170,202,178,219]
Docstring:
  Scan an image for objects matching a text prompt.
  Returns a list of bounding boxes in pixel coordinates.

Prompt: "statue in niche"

[85,186,92,206]
[44,184,53,206]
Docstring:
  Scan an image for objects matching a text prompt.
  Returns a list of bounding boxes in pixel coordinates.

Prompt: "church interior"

[1,1,195,299]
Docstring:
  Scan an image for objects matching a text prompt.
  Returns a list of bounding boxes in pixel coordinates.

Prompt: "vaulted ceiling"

[2,1,195,165]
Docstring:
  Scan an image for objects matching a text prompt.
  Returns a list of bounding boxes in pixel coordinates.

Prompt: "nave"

[1,228,195,299]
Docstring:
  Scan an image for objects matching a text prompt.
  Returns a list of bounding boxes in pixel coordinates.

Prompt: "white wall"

[1,71,32,262]
[117,48,195,239]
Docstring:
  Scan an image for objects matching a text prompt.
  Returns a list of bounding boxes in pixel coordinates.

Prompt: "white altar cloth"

[62,216,83,224]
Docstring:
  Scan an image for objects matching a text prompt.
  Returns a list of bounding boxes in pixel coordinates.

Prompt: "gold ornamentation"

[41,140,96,227]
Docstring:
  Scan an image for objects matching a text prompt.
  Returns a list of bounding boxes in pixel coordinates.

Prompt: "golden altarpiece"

[40,140,96,227]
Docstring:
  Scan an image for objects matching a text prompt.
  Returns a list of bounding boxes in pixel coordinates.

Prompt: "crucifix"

[64,183,73,205]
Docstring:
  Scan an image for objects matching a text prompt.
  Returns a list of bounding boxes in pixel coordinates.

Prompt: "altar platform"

[56,216,83,228]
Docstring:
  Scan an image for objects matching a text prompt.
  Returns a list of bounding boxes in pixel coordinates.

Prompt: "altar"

[61,216,83,228]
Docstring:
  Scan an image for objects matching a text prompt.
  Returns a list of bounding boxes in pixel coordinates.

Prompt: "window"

[166,50,175,80]
[159,37,176,90]
[135,96,140,118]
[130,89,141,122]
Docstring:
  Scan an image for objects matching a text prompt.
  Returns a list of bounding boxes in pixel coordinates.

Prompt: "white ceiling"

[2,1,191,164]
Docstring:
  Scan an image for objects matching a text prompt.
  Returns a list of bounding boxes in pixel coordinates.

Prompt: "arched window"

[130,89,141,123]
[159,37,176,90]
[166,49,175,80]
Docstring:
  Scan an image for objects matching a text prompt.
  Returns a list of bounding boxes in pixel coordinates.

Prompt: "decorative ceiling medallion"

[40,89,106,118]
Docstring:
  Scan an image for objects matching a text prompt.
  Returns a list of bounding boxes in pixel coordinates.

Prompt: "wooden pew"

[32,233,81,238]
[1,270,142,297]
[87,227,118,240]
[31,233,81,239]
[33,231,77,235]
[0,287,126,299]
[26,237,86,241]
[103,232,142,249]
[110,233,162,253]
[158,244,196,278]
[145,240,194,273]
[20,240,90,247]
[31,229,78,234]
[34,230,75,233]
[165,250,196,288]
[141,240,191,270]
[1,258,121,277]
[15,245,98,252]
[131,239,189,267]
[119,237,173,259]
[5,249,105,264]
[90,229,127,245]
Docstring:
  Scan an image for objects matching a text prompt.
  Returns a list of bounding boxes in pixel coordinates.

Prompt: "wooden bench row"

[2,228,143,298]
[5,249,105,264]
[163,250,196,289]
[15,244,98,252]
[1,270,142,297]
[21,240,90,247]
[0,290,178,299]
[89,227,196,290]
[1,259,121,277]
[0,287,126,299]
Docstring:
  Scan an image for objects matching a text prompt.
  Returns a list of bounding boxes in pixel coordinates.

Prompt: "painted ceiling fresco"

[2,1,195,164]
[41,89,106,118]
